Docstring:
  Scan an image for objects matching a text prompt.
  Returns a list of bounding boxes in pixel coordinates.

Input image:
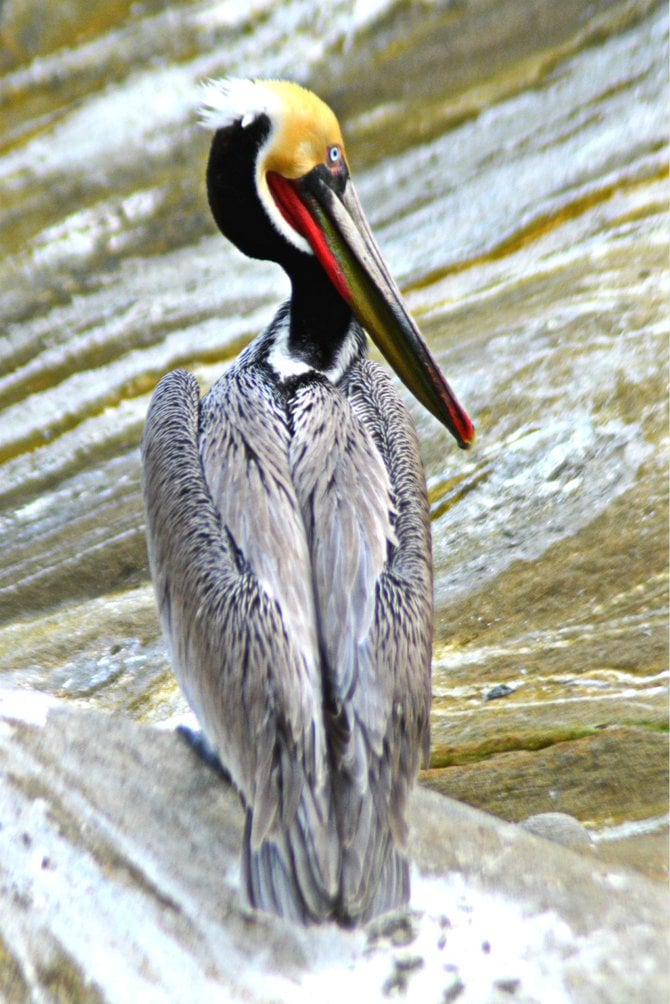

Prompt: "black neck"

[287,254,354,371]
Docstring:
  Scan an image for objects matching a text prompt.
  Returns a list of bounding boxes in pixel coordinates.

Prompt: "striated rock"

[0,0,135,71]
[0,693,667,1002]
[422,727,669,829]
[0,1,667,996]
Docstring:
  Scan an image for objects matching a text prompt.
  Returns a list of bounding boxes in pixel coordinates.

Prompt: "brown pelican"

[142,78,474,927]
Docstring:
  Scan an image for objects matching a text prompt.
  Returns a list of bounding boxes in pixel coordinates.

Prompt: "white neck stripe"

[267,313,359,385]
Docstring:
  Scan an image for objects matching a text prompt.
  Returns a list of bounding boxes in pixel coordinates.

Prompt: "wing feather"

[344,359,433,847]
[288,376,396,725]
[286,361,432,919]
[141,366,328,848]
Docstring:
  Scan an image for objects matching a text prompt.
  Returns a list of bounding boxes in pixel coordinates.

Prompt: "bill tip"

[457,423,476,449]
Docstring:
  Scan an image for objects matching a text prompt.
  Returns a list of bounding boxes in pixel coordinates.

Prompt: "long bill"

[267,168,475,449]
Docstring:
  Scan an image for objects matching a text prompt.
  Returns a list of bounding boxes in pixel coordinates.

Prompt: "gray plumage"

[142,312,432,926]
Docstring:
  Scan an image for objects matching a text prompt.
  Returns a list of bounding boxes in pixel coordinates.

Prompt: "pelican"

[142,78,474,927]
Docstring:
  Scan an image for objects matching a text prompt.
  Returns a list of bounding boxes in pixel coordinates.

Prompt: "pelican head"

[200,77,474,448]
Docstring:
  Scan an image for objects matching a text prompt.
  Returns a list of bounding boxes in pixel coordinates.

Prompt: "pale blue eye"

[328,146,341,164]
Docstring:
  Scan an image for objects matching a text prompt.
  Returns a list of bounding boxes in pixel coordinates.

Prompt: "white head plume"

[199,78,284,131]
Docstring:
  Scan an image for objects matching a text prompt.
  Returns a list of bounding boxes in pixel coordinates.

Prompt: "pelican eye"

[327,145,342,165]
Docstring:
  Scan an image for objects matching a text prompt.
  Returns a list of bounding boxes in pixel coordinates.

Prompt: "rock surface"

[423,726,669,828]
[0,692,667,1003]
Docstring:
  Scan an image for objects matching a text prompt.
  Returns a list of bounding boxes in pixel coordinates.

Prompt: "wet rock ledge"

[0,692,667,1003]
